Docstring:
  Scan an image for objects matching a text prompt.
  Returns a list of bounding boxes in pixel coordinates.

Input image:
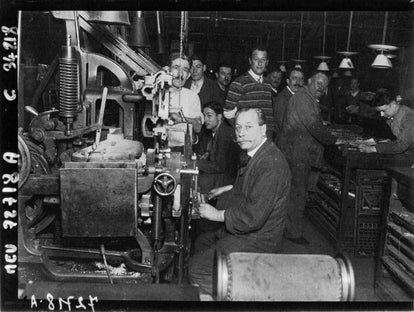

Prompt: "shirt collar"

[217,81,226,92]
[286,86,295,95]
[389,105,404,123]
[304,86,320,103]
[248,69,263,83]
[351,90,359,97]
[271,87,278,94]
[191,77,204,92]
[247,138,267,158]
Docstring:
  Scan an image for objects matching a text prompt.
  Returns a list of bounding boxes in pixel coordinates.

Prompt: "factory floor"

[280,214,380,302]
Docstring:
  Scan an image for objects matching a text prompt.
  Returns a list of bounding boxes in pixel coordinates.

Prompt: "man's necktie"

[239,152,251,167]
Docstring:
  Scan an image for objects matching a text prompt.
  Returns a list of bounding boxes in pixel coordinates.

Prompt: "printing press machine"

[17,11,201,300]
[15,11,360,302]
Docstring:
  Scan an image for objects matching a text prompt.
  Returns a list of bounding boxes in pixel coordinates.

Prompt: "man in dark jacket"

[277,72,338,245]
[184,55,222,155]
[184,55,222,106]
[189,107,291,299]
[195,101,240,236]
[198,102,240,193]
[215,63,232,107]
[273,68,304,138]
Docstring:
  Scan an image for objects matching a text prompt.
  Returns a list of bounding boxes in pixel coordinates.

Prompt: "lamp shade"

[371,53,392,68]
[332,71,339,78]
[87,11,130,25]
[339,57,354,69]
[317,61,329,71]
[129,12,150,48]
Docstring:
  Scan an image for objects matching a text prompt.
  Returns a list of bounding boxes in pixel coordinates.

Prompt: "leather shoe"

[286,236,310,245]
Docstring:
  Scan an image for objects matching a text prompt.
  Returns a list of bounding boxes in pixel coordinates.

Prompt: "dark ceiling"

[20,10,414,93]
[139,10,413,93]
[151,11,413,59]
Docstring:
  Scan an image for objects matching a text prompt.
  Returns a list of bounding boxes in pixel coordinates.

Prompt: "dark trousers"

[188,228,263,296]
[284,160,311,239]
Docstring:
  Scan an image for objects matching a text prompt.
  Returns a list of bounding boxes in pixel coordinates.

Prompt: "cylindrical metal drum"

[216,252,355,301]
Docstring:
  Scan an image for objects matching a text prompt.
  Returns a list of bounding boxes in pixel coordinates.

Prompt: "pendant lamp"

[368,12,398,68]
[314,12,331,71]
[291,12,306,69]
[337,11,358,70]
[277,24,288,72]
[129,11,150,48]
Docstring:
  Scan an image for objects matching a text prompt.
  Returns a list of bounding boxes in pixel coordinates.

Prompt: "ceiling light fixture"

[337,11,358,70]
[278,23,288,72]
[368,12,398,69]
[291,12,306,69]
[315,11,331,71]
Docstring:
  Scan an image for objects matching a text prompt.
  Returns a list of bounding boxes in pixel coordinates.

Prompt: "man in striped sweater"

[224,46,275,140]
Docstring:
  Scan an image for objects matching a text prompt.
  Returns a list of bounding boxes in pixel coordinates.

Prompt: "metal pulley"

[153,172,177,196]
[216,252,355,301]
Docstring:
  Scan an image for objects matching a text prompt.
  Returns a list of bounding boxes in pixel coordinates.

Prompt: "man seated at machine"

[188,107,291,300]
[358,93,414,166]
[161,52,203,147]
[194,101,240,237]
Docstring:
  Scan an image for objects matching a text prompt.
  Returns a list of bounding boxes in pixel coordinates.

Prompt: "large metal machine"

[18,11,201,300]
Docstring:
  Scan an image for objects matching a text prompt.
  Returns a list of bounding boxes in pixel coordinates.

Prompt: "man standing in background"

[278,72,338,245]
[224,46,275,140]
[268,68,285,97]
[184,55,222,154]
[215,63,233,106]
[273,68,304,138]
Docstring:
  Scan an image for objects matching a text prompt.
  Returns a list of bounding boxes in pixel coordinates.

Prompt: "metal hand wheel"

[153,172,177,196]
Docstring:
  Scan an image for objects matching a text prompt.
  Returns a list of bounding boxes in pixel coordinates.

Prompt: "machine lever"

[95,87,108,147]
[25,106,39,116]
[41,245,152,273]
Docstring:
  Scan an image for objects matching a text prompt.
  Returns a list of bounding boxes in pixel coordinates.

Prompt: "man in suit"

[268,68,285,97]
[273,68,304,138]
[278,72,338,245]
[189,107,291,299]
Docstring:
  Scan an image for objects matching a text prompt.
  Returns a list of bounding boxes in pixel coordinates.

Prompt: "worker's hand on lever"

[198,203,225,222]
[208,185,233,200]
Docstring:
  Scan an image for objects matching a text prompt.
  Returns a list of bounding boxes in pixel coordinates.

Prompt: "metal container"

[60,162,137,237]
[216,252,355,301]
